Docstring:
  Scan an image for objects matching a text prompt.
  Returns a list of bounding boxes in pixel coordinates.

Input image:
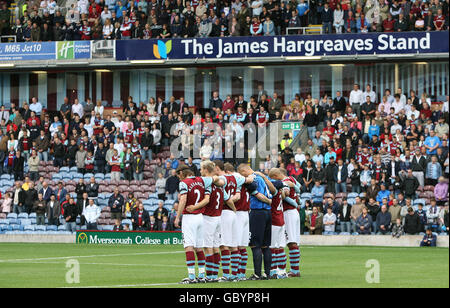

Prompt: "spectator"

[426,155,442,186]
[154,200,169,229]
[323,206,337,235]
[338,198,352,233]
[83,199,100,230]
[32,193,47,225]
[165,169,180,201]
[404,207,421,235]
[426,199,441,232]
[420,229,437,247]
[86,177,99,200]
[434,176,449,206]
[46,194,61,226]
[351,196,364,233]
[376,205,392,235]
[131,202,150,231]
[108,188,124,221]
[1,192,12,214]
[356,207,372,235]
[391,218,404,238]
[306,206,323,235]
[155,172,167,201]
[63,198,78,233]
[389,198,402,225]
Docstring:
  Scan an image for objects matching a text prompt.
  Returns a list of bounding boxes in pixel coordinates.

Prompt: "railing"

[286,26,323,35]
[0,35,17,43]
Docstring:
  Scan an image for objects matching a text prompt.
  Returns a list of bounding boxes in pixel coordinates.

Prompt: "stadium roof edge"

[1,53,447,70]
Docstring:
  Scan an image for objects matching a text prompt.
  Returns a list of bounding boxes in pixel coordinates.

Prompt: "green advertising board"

[281,122,301,130]
[76,231,183,245]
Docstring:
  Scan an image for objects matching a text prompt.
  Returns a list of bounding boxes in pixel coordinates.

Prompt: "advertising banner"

[116,31,449,61]
[0,42,55,61]
[0,41,91,61]
[76,230,183,245]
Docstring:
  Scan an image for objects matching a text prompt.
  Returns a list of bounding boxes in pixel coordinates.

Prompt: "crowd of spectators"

[0,70,448,235]
[2,0,449,42]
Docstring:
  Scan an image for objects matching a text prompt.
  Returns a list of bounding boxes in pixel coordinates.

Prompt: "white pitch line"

[0,250,185,263]
[62,282,180,288]
[2,260,187,268]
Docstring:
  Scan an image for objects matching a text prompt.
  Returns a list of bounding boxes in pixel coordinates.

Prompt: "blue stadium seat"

[35,225,46,231]
[84,173,94,179]
[20,219,32,226]
[414,199,426,206]
[0,219,8,225]
[300,193,312,199]
[69,167,78,172]
[57,225,66,231]
[46,225,58,231]
[103,225,114,231]
[7,218,18,225]
[17,213,28,219]
[347,192,359,199]
[62,173,73,180]
[24,225,35,231]
[28,213,37,219]
[6,213,17,219]
[339,232,351,235]
[12,225,24,231]
[0,174,11,180]
[52,174,62,180]
[60,167,70,173]
[94,173,105,180]
[347,199,356,205]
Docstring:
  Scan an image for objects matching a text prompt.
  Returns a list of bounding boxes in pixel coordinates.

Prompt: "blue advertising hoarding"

[0,41,91,61]
[0,42,55,61]
[116,31,449,61]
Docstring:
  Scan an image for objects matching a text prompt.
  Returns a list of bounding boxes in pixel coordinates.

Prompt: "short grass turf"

[0,243,448,288]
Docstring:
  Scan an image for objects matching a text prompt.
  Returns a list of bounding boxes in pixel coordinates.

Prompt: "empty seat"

[35,225,46,231]
[28,213,37,219]
[6,213,17,219]
[17,213,28,219]
[20,219,32,226]
[57,225,66,231]
[46,225,58,231]
[24,225,35,231]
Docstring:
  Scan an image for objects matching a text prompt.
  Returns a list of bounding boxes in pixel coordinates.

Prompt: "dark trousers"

[86,222,97,230]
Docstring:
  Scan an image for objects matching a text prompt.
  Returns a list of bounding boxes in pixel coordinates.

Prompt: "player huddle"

[174,161,302,284]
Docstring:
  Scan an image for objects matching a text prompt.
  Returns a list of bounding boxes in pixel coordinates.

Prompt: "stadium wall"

[0,234,448,248]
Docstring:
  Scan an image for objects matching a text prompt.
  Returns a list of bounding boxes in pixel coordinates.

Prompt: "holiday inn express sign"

[116,31,448,61]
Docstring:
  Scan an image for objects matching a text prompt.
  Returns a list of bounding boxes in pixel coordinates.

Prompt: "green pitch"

[0,243,448,288]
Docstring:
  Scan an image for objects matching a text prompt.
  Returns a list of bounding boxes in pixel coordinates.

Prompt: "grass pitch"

[0,243,448,288]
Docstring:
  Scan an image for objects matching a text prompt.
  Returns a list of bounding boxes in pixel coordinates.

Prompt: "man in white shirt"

[323,207,337,234]
[391,94,405,115]
[384,89,395,104]
[71,99,84,118]
[396,88,407,106]
[390,118,403,135]
[362,84,376,104]
[83,199,100,230]
[251,0,263,16]
[406,105,420,121]
[349,84,364,118]
[294,148,306,165]
[29,97,43,116]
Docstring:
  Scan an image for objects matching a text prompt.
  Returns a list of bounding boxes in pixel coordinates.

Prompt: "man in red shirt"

[383,13,396,32]
[433,9,446,30]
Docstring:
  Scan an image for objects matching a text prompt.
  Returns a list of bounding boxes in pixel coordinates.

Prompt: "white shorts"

[220,210,238,248]
[235,211,250,247]
[203,215,221,248]
[283,209,300,245]
[270,225,286,248]
[181,214,204,248]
